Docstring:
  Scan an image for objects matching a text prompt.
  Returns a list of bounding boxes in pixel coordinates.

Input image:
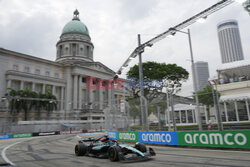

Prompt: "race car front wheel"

[75,143,87,156]
[108,146,121,161]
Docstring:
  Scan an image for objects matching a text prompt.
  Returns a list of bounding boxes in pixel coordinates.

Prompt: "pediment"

[78,62,114,74]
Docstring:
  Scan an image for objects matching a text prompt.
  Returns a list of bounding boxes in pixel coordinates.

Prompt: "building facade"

[0,10,129,132]
[194,61,210,90]
[216,60,250,123]
[217,20,244,64]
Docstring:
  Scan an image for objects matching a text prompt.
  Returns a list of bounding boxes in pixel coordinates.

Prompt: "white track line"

[1,141,25,166]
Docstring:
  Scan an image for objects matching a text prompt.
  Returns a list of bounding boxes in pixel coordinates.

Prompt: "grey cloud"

[0,12,59,60]
[118,0,159,21]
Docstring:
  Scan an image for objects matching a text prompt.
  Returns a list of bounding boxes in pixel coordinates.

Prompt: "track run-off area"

[1,134,250,167]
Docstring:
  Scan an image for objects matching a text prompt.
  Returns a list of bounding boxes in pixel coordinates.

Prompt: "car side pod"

[149,147,156,156]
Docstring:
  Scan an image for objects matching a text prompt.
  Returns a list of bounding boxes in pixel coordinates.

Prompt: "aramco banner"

[108,131,117,140]
[0,134,11,140]
[177,130,250,149]
[11,133,32,138]
[118,131,138,142]
[139,132,178,145]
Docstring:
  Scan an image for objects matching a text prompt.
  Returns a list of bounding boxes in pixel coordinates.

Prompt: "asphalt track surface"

[1,134,250,167]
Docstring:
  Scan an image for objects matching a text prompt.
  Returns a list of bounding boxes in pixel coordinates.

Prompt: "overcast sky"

[0,0,249,97]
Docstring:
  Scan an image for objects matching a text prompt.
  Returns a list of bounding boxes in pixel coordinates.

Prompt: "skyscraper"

[194,61,210,90]
[217,20,244,64]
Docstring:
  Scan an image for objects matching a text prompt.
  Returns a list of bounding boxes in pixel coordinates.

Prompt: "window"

[45,71,50,76]
[65,47,69,54]
[86,46,90,57]
[80,47,83,54]
[35,69,40,75]
[13,64,18,71]
[72,43,76,56]
[24,66,30,73]
[54,73,59,78]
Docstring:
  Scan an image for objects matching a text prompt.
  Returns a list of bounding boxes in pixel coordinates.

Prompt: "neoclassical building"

[0,10,128,132]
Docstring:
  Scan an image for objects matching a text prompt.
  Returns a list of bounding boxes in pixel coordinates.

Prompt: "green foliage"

[5,88,57,122]
[127,61,189,81]
[126,62,187,121]
[195,85,220,106]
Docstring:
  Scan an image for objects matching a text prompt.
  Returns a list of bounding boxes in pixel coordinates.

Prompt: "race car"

[74,135,156,162]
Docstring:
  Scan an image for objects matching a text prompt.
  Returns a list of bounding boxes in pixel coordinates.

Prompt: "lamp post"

[208,80,223,131]
[168,28,203,131]
[165,80,180,131]
[137,34,148,131]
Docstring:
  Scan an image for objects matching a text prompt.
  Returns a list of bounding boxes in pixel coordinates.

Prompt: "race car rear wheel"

[108,146,121,161]
[134,143,147,153]
[75,143,88,156]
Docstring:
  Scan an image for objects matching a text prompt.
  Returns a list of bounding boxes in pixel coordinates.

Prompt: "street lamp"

[208,80,223,131]
[243,0,250,14]
[165,80,181,131]
[167,28,203,131]
[137,34,151,131]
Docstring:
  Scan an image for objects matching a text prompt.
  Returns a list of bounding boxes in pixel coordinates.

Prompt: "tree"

[127,61,189,98]
[126,61,188,123]
[44,92,57,119]
[127,97,141,125]
[5,88,57,121]
[195,85,220,119]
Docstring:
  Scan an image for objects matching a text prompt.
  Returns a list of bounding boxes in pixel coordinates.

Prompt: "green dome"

[62,20,89,36]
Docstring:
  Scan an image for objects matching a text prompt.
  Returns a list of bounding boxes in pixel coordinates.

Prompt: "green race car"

[75,135,156,162]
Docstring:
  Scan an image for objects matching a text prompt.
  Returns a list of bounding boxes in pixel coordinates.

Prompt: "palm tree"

[5,88,58,121]
[34,93,46,120]
[44,92,57,120]
[5,88,20,122]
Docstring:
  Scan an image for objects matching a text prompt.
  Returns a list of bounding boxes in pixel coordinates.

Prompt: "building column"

[60,87,64,110]
[245,100,250,121]
[52,85,56,95]
[65,67,72,113]
[108,89,111,107]
[89,89,94,106]
[179,110,182,124]
[185,110,188,123]
[234,101,239,122]
[42,84,46,94]
[31,82,35,92]
[98,88,103,110]
[73,75,78,109]
[79,75,82,110]
[7,80,12,89]
[224,102,229,122]
[20,81,24,90]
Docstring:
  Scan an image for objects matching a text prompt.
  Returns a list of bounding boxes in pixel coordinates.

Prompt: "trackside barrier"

[0,134,11,140]
[12,133,33,138]
[118,131,138,142]
[0,129,106,140]
[108,130,250,149]
[33,131,60,137]
[77,132,107,137]
[178,130,250,149]
[139,132,178,145]
[108,131,117,140]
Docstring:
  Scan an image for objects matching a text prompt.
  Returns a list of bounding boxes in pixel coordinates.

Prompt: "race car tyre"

[75,143,88,156]
[108,146,121,161]
[134,143,147,153]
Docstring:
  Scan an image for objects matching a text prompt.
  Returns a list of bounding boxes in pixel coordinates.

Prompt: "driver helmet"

[100,135,109,142]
